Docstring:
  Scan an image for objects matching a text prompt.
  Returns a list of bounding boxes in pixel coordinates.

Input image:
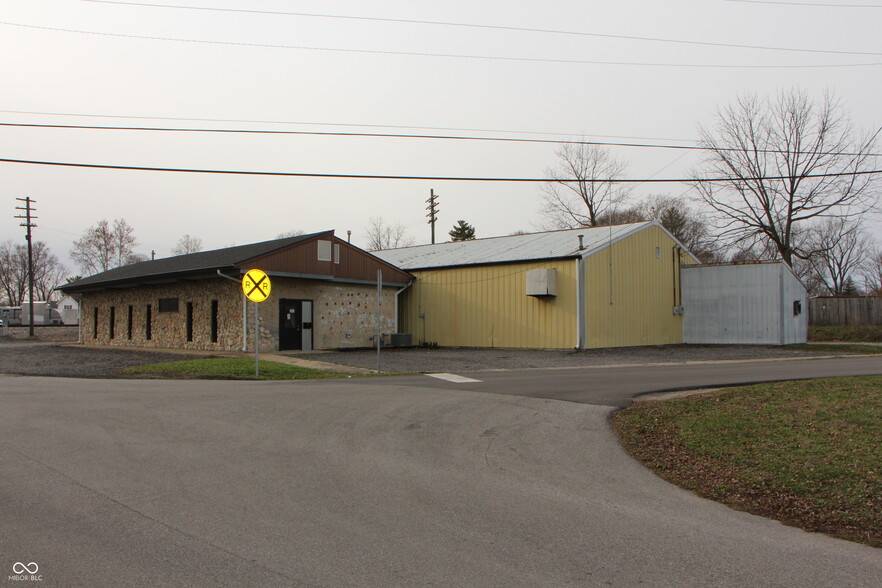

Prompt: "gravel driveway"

[0,337,852,379]
[0,340,211,378]
[284,344,838,374]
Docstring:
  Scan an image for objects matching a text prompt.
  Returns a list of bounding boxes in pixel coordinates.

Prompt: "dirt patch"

[0,341,213,378]
[1,325,79,342]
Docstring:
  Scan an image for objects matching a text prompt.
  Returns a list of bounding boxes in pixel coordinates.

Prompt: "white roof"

[374,222,655,270]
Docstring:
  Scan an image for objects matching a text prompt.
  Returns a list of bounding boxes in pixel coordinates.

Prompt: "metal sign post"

[254,301,260,379]
[242,269,272,380]
[376,269,382,374]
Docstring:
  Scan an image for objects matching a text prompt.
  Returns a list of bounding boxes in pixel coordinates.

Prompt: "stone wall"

[80,280,245,351]
[269,280,398,350]
[78,276,399,351]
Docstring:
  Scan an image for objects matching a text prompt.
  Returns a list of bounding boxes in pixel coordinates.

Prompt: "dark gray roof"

[62,231,327,292]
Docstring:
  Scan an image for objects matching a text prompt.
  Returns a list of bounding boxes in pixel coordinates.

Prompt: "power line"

[83,0,882,56]
[3,120,879,157]
[0,109,695,143]
[4,20,881,69]
[0,121,707,151]
[724,0,882,7]
[2,156,879,183]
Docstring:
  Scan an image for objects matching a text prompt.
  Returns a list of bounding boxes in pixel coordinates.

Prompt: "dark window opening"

[127,305,133,340]
[210,300,218,343]
[109,307,115,339]
[158,298,179,313]
[146,304,152,340]
[93,307,98,338]
[186,302,194,342]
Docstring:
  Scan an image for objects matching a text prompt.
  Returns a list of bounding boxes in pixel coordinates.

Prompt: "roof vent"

[577,235,584,250]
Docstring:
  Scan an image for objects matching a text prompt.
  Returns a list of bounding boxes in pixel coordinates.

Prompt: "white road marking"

[427,373,482,383]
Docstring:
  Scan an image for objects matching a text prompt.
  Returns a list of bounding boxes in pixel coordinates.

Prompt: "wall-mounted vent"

[317,240,332,261]
[526,268,557,297]
[158,298,179,313]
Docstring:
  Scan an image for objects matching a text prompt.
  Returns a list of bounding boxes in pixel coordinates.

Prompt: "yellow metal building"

[376,222,698,349]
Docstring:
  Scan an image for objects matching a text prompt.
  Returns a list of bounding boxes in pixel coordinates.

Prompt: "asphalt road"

[1,360,881,587]
[364,355,882,407]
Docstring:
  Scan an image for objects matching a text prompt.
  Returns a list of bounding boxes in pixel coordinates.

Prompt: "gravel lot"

[0,336,850,379]
[285,344,837,374]
[0,340,212,378]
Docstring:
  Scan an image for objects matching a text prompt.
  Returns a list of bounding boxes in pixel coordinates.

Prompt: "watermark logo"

[12,564,37,575]
[8,562,42,582]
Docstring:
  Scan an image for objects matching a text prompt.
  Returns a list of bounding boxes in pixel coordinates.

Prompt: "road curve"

[1,372,880,587]
[361,355,882,407]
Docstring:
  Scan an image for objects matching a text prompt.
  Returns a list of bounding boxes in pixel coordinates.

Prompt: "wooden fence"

[809,296,882,326]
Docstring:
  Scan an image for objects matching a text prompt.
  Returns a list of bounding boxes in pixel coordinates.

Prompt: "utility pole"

[14,197,37,337]
[426,189,439,244]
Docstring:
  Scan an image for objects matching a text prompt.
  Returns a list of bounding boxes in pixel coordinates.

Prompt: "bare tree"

[807,218,873,295]
[594,206,646,226]
[172,234,203,255]
[539,141,629,229]
[643,195,719,262]
[71,219,142,274]
[33,242,68,300]
[593,195,719,262]
[862,249,882,296]
[0,240,67,305]
[0,240,26,305]
[276,229,305,238]
[112,219,138,267]
[364,217,415,251]
[692,89,879,266]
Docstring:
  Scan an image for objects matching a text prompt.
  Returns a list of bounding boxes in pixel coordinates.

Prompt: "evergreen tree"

[448,220,476,242]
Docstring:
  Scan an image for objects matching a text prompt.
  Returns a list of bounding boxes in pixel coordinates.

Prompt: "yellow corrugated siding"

[583,225,687,348]
[399,260,577,348]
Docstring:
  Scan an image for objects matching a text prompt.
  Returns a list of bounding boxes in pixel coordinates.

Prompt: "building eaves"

[61,231,329,293]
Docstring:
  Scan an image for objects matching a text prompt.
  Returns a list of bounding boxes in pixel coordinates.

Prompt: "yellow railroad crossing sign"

[242,269,271,303]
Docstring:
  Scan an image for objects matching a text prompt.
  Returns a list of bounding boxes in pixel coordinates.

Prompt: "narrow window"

[210,300,218,343]
[145,304,152,340]
[93,307,98,338]
[109,306,115,339]
[334,243,341,264]
[186,302,194,342]
[127,305,133,340]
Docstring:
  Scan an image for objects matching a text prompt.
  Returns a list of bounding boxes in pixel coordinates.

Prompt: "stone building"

[61,231,412,352]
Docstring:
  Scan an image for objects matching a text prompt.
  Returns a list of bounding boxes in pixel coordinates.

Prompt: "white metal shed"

[681,261,807,345]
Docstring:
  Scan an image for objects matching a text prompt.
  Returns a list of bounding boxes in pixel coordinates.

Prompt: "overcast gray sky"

[2,0,880,272]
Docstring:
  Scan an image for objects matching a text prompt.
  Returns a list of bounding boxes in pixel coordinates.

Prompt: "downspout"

[394,279,414,334]
[217,269,247,352]
[677,247,683,307]
[73,293,83,343]
[576,255,587,350]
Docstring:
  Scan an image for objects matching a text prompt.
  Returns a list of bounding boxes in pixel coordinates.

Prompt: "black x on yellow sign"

[242,269,271,303]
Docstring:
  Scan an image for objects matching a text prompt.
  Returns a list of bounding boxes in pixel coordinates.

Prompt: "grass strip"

[809,325,882,343]
[122,357,351,380]
[612,376,882,548]
[787,343,882,354]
